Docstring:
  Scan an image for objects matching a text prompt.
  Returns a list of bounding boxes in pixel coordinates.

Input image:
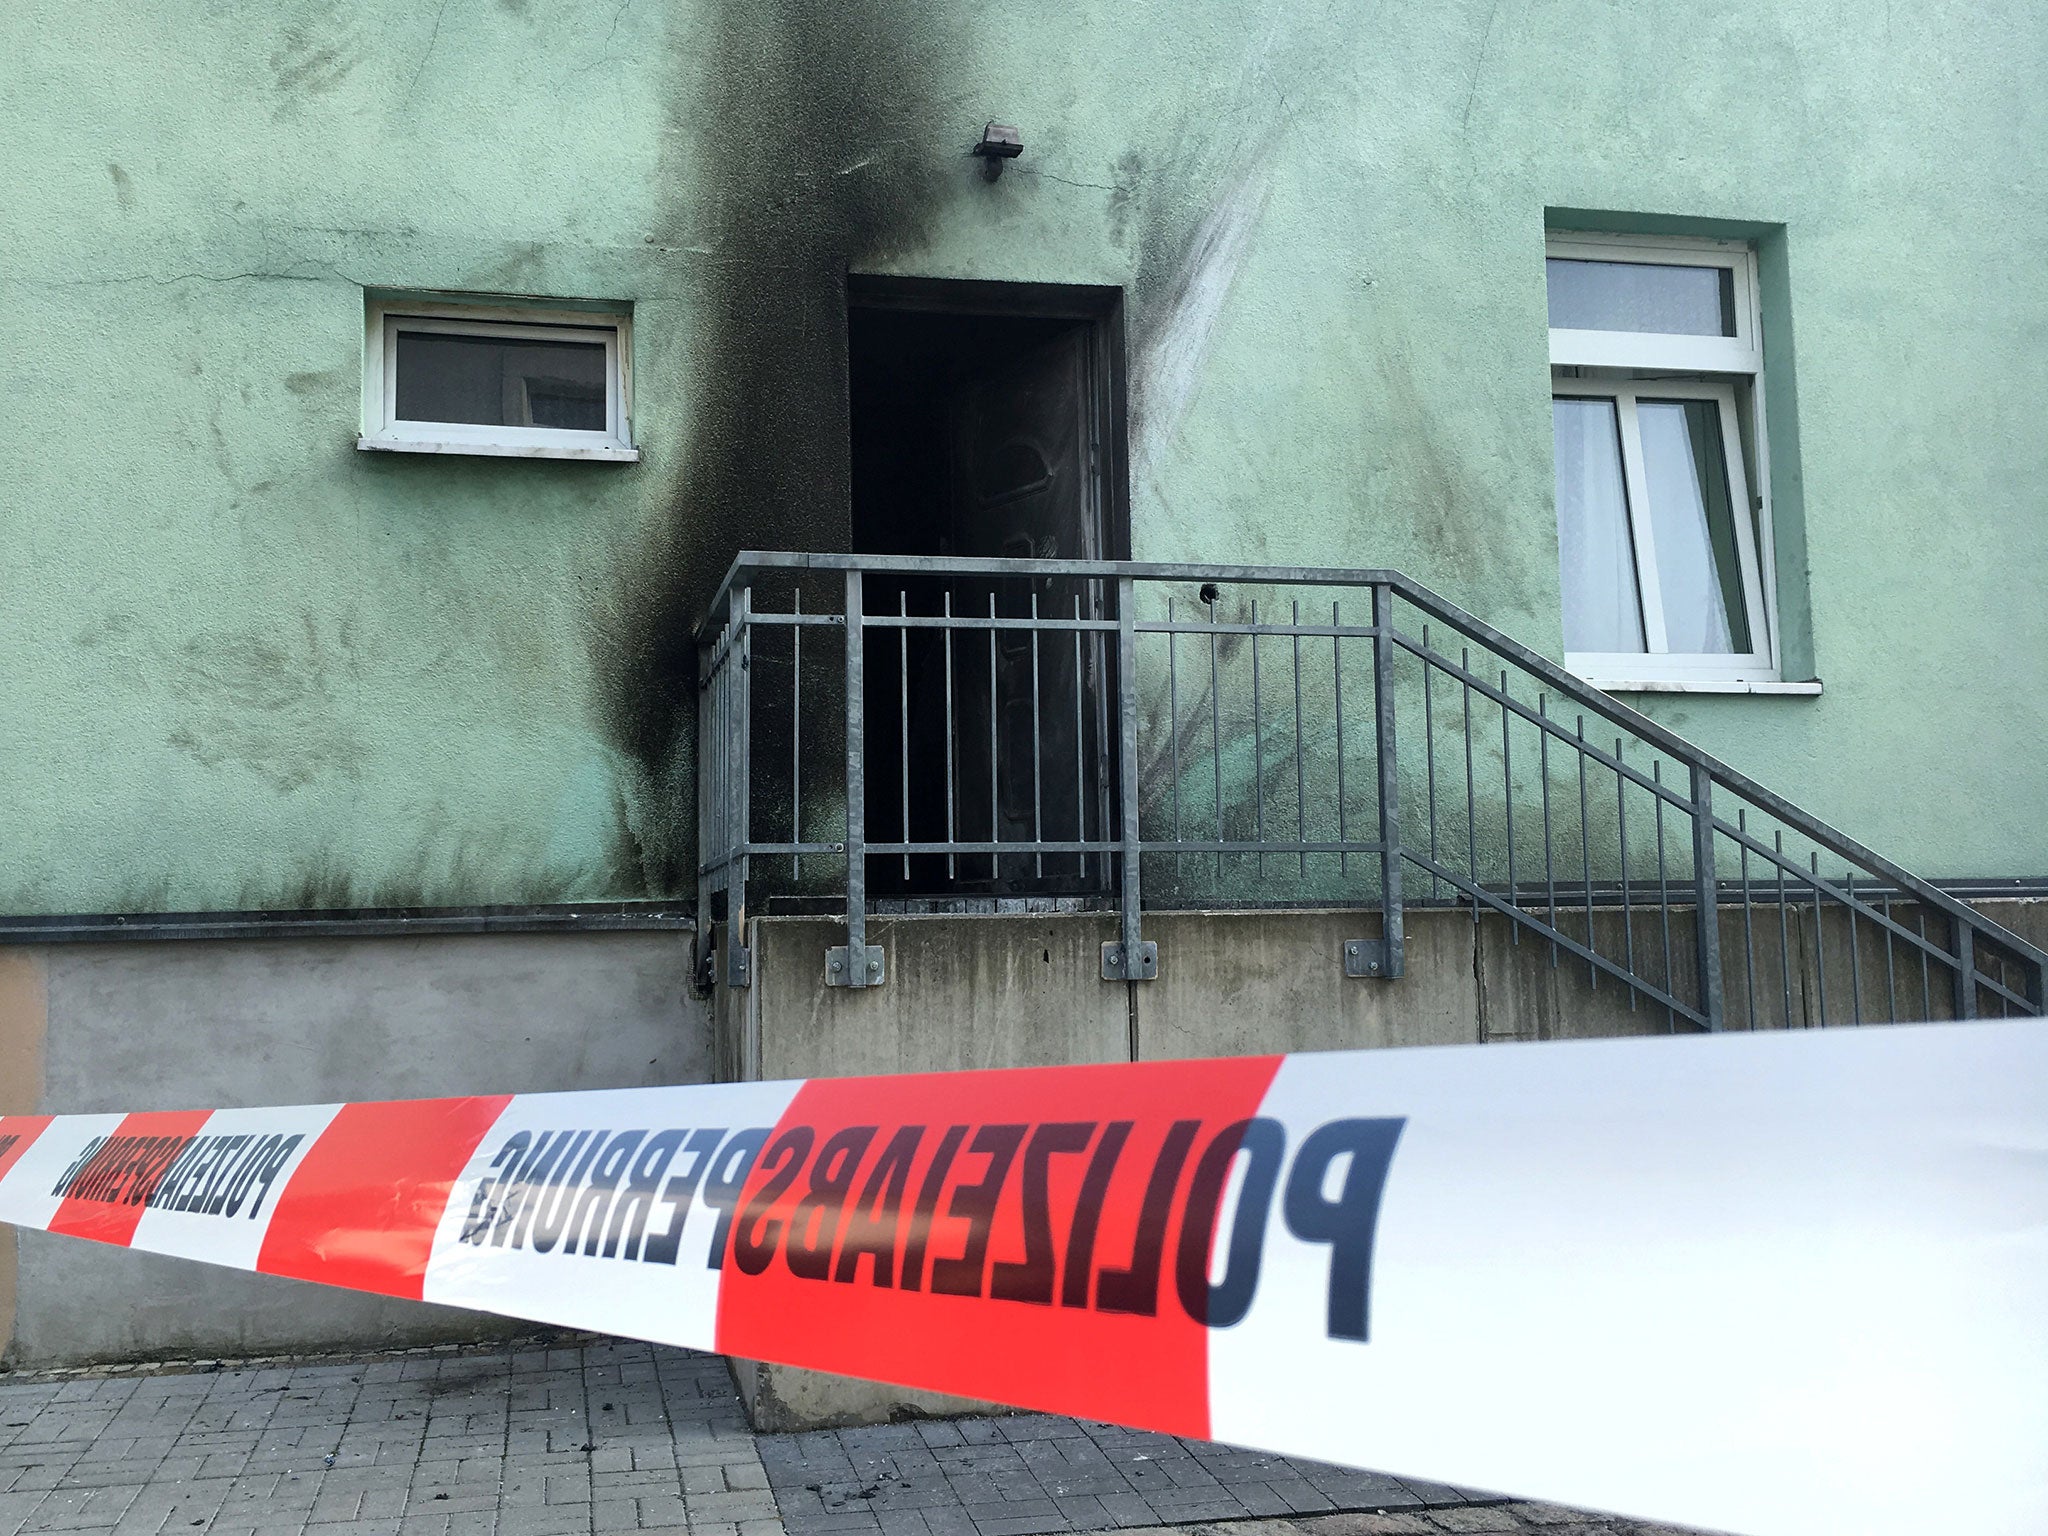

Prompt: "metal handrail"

[696,551,2046,1024]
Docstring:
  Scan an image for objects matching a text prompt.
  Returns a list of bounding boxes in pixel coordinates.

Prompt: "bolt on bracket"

[1101,940,1159,981]
[1343,938,1390,979]
[826,944,887,988]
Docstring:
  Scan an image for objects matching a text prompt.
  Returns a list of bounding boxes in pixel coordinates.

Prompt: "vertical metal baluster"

[1577,716,1594,987]
[1073,595,1086,881]
[988,593,999,884]
[1030,591,1043,880]
[1738,809,1756,1030]
[943,592,956,881]
[1616,738,1633,1008]
[900,589,911,881]
[1423,626,1440,902]
[1916,905,1932,1020]
[1112,574,1150,981]
[1953,918,1978,1021]
[1503,672,1518,943]
[1462,650,1477,924]
[1251,600,1265,879]
[1539,695,1557,968]
[1881,891,1896,1023]
[1846,870,1863,1024]
[1776,831,1793,1028]
[1810,852,1828,1025]
[1169,598,1182,886]
[1332,603,1348,878]
[842,570,868,986]
[792,590,803,881]
[734,587,753,985]
[1370,583,1405,977]
[1209,600,1223,883]
[1691,765,1723,1031]
[1292,601,1307,879]
[1654,760,1673,1031]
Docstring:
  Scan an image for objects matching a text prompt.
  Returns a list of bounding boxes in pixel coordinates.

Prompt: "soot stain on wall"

[592,0,965,893]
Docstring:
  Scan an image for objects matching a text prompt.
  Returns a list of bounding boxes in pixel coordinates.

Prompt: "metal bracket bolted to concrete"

[825,944,886,987]
[1343,938,1390,978]
[726,945,752,988]
[1100,940,1159,981]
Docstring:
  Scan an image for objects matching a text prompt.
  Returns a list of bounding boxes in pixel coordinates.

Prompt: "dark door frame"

[844,274,1132,561]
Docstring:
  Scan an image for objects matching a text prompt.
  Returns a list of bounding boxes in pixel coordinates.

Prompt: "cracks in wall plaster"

[1462,0,1507,131]
[1006,167,1128,194]
[402,0,456,109]
[32,265,359,290]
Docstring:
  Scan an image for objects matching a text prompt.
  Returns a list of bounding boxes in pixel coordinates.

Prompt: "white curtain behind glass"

[1637,402,1740,654]
[1552,399,1645,653]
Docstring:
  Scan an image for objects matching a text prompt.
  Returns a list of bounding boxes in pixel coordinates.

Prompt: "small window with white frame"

[358,298,637,462]
[1547,234,1776,686]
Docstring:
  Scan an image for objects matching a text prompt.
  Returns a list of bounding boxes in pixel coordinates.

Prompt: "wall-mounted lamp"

[972,122,1023,181]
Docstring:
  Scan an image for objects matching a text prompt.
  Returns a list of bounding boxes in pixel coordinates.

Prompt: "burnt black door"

[945,326,1110,892]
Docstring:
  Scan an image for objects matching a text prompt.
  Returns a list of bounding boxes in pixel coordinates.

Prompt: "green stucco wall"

[3,0,2042,913]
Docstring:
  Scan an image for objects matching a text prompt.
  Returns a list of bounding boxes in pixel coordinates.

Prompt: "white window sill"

[1586,678,1822,697]
[356,436,640,463]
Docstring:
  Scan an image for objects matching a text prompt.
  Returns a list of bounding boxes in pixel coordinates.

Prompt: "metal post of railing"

[828,570,885,987]
[694,631,717,999]
[723,585,753,988]
[1102,575,1157,982]
[1690,763,1724,1031]
[1347,583,1403,979]
[1951,920,1977,1020]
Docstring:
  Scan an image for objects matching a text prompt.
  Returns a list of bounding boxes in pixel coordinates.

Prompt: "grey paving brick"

[687,1492,781,1523]
[495,1505,589,1536]
[964,1516,1066,1536]
[0,1492,52,1536]
[960,1499,1061,1524]
[637,1493,693,1527]
[1124,1490,1245,1522]
[1071,1492,1154,1531]
[1046,1493,1111,1528]
[1398,1480,1471,1508]
[721,1463,768,1494]
[781,1514,880,1536]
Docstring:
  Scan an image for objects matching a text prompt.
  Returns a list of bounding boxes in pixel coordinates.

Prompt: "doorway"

[846,278,1129,899]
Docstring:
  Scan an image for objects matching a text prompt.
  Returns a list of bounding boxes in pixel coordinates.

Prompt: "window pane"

[1546,259,1734,337]
[1552,398,1645,654]
[1637,400,1752,655]
[394,330,607,431]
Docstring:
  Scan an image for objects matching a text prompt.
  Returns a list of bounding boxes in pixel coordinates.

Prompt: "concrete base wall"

[730,897,2045,1427]
[0,930,708,1366]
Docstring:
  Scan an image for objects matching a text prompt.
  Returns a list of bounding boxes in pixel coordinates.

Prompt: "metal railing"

[697,552,2045,1026]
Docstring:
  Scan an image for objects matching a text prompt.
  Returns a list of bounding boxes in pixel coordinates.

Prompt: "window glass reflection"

[395,332,607,431]
[1546,259,1734,337]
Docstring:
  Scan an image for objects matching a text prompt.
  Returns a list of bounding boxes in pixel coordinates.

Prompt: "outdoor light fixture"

[973,122,1023,180]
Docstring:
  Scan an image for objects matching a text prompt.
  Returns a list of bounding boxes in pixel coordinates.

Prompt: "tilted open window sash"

[1547,234,1776,687]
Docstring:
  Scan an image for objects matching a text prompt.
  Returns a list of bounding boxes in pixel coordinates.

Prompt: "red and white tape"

[2,1021,2044,1536]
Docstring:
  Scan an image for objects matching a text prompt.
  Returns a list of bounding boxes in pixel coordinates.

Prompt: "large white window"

[1547,235,1777,687]
[358,299,637,462]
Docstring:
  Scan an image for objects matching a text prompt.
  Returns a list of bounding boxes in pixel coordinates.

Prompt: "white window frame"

[358,300,638,462]
[1547,232,1778,687]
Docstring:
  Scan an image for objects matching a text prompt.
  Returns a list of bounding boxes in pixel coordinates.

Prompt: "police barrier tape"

[1,1022,2043,1536]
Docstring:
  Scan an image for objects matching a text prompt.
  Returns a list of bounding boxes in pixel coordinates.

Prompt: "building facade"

[3,0,2044,1375]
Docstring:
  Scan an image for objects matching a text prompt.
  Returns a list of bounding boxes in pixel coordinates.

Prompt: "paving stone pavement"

[0,1340,1705,1536]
